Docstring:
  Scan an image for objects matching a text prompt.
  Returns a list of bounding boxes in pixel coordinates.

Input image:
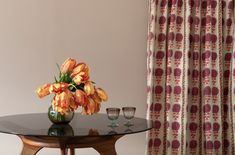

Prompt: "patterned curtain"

[146,0,235,155]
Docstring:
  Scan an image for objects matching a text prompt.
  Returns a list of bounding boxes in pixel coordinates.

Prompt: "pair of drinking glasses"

[106,107,136,127]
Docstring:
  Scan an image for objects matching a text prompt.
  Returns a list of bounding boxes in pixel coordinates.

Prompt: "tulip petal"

[84,81,95,95]
[60,58,77,74]
[90,91,102,103]
[51,90,76,114]
[49,82,69,93]
[74,89,88,107]
[96,88,108,101]
[71,63,86,77]
[72,74,83,85]
[36,84,51,98]
[71,63,90,84]
[81,97,96,115]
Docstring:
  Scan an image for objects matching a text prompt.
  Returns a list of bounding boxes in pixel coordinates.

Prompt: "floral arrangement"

[36,58,108,115]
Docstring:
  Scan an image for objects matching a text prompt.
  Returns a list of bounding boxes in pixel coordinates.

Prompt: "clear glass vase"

[48,106,74,124]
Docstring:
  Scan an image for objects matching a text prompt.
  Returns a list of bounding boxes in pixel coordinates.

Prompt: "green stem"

[69,84,77,89]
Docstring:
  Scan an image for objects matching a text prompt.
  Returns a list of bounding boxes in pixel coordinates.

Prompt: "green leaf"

[61,73,72,83]
[56,63,60,71]
[61,74,65,82]
[54,76,58,83]
[56,63,62,78]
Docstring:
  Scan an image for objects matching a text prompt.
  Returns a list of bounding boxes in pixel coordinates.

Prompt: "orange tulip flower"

[81,97,97,115]
[94,101,101,113]
[52,90,75,114]
[36,84,51,98]
[90,90,102,103]
[60,58,76,74]
[49,82,69,94]
[74,89,88,107]
[71,63,90,85]
[84,81,95,95]
[96,88,108,101]
[69,101,79,112]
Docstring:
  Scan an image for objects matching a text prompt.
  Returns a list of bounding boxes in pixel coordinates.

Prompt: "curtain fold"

[146,0,235,154]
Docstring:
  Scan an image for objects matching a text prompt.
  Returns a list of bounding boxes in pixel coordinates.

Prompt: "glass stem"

[112,120,115,126]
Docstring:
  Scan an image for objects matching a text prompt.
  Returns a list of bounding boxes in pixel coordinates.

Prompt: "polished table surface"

[0,113,152,137]
[0,113,152,155]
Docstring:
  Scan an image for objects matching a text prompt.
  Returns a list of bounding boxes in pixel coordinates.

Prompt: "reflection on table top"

[0,113,152,137]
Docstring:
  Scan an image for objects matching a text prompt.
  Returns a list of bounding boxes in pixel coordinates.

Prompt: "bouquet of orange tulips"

[36,58,108,115]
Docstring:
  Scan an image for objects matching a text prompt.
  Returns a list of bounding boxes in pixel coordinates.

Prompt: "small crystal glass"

[106,108,120,127]
[122,107,136,127]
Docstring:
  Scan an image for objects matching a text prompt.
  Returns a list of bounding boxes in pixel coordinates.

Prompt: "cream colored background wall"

[0,0,148,154]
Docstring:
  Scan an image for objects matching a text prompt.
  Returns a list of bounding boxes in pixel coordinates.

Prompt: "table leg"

[93,144,117,155]
[92,136,121,155]
[21,143,42,155]
[60,148,68,155]
[70,148,75,155]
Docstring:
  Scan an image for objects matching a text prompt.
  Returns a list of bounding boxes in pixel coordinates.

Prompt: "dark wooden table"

[0,113,152,155]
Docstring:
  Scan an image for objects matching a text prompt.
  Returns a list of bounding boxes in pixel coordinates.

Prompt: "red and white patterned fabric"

[146,0,235,154]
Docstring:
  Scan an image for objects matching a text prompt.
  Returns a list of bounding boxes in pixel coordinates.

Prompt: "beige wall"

[0,0,148,154]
